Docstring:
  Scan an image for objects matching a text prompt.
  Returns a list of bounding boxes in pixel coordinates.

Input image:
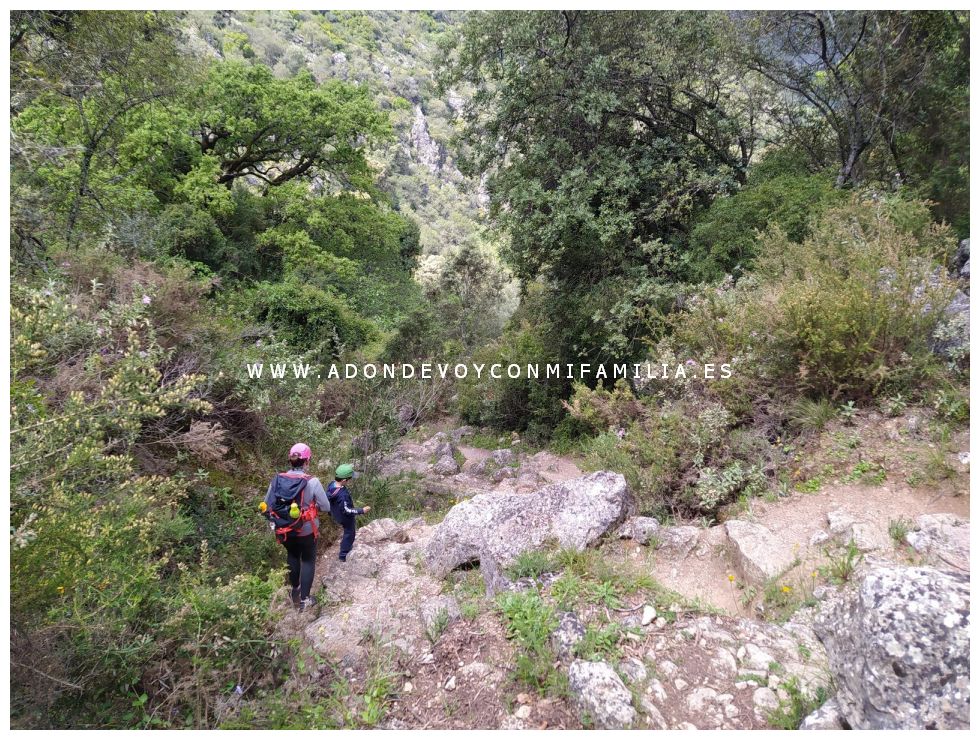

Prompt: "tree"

[738,11,960,189]
[11,11,191,246]
[440,10,758,363]
[190,62,390,191]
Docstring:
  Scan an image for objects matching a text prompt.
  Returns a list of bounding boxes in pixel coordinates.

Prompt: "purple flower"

[141,295,152,305]
[685,359,697,366]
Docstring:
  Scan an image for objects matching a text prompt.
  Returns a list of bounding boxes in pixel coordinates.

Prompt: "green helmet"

[335,463,356,480]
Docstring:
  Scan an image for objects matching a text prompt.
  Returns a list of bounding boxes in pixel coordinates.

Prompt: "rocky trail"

[270,420,969,730]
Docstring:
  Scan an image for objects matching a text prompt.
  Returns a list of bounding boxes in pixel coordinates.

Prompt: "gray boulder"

[905,513,970,571]
[472,448,517,476]
[813,565,970,729]
[953,238,970,279]
[725,520,796,586]
[422,471,634,580]
[568,660,637,729]
[655,525,701,556]
[616,516,661,545]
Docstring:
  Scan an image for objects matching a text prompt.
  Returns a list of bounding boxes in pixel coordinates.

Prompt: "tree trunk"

[66,144,94,247]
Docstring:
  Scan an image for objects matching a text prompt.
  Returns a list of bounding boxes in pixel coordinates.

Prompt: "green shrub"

[689,171,845,280]
[252,277,376,356]
[673,196,962,402]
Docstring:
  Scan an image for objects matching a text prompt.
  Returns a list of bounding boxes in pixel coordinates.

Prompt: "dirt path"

[636,480,970,616]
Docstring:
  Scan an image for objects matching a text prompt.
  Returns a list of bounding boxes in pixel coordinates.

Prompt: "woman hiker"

[262,444,369,610]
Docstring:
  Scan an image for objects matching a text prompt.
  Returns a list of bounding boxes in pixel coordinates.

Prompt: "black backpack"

[264,471,317,542]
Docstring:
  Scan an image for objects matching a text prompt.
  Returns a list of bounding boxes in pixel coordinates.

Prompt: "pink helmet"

[289,442,311,461]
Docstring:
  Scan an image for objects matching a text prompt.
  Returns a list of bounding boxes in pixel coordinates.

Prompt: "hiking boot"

[299,595,317,612]
[290,586,301,608]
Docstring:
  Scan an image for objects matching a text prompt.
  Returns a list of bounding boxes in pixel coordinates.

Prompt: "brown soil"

[386,612,579,729]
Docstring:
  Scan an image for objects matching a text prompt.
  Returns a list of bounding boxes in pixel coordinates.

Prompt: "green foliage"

[574,623,624,662]
[767,677,830,730]
[689,170,845,279]
[786,398,838,434]
[506,550,557,580]
[821,541,864,585]
[496,591,564,694]
[251,278,377,357]
[673,197,962,402]
[888,517,914,546]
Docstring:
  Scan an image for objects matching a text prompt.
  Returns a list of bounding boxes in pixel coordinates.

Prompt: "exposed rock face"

[422,472,634,582]
[472,448,517,475]
[631,613,829,730]
[567,660,637,729]
[616,516,661,545]
[725,520,796,585]
[905,513,970,571]
[330,51,348,79]
[813,565,970,729]
[410,106,444,174]
[825,508,890,552]
[305,516,438,662]
[954,238,970,281]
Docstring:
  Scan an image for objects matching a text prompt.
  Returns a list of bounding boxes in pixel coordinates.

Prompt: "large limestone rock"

[725,520,796,586]
[568,660,637,729]
[813,565,970,729]
[799,698,847,730]
[422,471,634,580]
[905,513,970,571]
[305,517,439,662]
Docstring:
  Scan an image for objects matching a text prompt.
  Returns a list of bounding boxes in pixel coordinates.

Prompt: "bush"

[674,196,961,402]
[252,277,376,357]
[689,167,845,280]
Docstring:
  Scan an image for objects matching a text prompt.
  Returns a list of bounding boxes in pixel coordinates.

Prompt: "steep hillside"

[183,10,487,263]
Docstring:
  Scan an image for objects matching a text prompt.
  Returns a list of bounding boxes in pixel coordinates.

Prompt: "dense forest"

[9,10,969,729]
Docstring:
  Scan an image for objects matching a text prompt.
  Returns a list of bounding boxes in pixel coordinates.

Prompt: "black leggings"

[282,534,317,600]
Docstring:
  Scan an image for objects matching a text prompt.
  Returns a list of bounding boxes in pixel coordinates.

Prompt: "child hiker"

[326,463,370,562]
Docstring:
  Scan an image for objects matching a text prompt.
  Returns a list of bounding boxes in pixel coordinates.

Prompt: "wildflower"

[686,359,697,366]
[57,586,65,594]
[727,574,735,583]
[811,571,818,579]
[141,294,152,305]
[782,585,792,593]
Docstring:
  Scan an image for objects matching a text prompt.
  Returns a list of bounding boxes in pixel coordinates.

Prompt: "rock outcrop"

[813,565,970,729]
[725,520,796,585]
[905,513,970,572]
[568,660,637,729]
[422,472,634,583]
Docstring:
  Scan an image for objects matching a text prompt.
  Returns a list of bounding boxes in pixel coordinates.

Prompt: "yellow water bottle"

[289,502,300,519]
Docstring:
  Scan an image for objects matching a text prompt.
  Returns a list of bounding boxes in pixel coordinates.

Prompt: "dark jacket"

[326,480,364,522]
